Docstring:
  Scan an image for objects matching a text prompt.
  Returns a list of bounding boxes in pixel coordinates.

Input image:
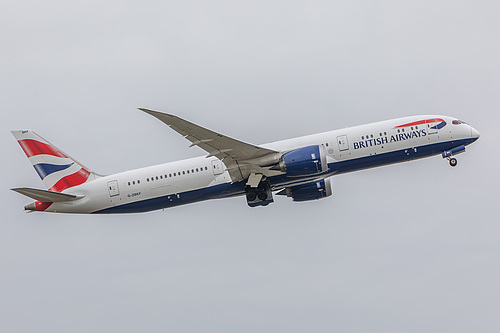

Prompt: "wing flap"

[139,108,280,182]
[11,187,83,203]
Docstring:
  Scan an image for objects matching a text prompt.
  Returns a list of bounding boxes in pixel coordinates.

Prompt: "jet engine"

[272,145,328,177]
[278,178,332,202]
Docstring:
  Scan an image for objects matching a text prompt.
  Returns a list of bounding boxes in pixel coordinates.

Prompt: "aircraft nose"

[470,126,480,142]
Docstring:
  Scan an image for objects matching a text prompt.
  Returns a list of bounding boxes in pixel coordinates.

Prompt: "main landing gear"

[448,158,458,167]
[245,174,274,207]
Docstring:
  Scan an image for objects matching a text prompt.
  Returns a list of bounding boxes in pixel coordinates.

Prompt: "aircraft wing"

[139,108,281,182]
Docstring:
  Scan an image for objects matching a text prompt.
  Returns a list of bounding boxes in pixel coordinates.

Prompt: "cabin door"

[107,180,120,197]
[337,135,349,151]
[427,121,439,134]
[212,160,223,175]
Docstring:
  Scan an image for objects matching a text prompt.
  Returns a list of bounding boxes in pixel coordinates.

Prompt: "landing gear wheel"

[449,158,457,167]
[246,192,257,201]
[257,191,268,201]
[245,180,274,207]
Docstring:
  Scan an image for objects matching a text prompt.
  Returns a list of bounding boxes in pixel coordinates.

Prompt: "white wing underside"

[140,109,282,183]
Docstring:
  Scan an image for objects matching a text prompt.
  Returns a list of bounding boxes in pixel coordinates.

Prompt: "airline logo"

[14,132,91,193]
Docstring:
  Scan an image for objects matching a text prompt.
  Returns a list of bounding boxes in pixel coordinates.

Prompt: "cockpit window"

[452,120,467,125]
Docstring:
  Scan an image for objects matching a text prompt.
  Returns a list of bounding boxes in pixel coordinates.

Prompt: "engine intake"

[273,145,328,177]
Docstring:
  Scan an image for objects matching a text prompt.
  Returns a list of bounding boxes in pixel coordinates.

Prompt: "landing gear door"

[337,135,349,151]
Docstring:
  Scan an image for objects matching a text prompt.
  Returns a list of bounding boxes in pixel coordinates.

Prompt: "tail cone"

[24,203,36,211]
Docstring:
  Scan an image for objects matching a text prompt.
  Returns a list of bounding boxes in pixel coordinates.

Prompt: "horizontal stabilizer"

[11,187,83,203]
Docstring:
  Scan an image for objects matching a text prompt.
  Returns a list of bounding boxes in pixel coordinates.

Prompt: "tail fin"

[11,130,97,192]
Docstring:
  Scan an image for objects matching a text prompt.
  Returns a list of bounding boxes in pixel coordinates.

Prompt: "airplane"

[11,109,480,214]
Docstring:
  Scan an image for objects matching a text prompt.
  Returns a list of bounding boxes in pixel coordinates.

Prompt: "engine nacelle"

[280,178,332,202]
[275,145,328,177]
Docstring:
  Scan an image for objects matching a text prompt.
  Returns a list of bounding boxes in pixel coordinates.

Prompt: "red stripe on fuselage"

[18,139,67,158]
[49,168,90,193]
[395,118,445,128]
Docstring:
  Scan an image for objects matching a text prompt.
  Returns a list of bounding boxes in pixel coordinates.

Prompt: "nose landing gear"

[442,145,465,167]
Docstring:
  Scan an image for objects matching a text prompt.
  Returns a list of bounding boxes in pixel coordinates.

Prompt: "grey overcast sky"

[1,1,499,332]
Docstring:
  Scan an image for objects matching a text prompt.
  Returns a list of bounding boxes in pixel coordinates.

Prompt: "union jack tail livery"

[11,130,97,192]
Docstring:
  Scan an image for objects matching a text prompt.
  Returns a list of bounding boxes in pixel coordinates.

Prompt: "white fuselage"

[43,115,479,213]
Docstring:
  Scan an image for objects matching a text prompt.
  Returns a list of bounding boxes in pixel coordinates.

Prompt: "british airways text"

[353,129,427,150]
